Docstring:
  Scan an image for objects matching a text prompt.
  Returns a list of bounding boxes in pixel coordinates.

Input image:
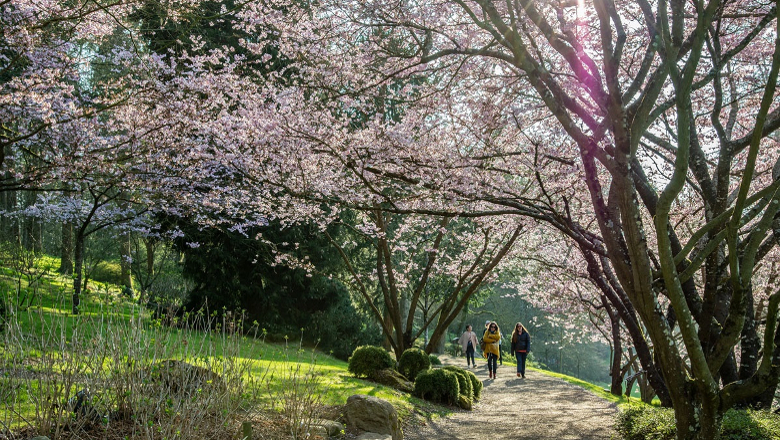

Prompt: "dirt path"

[403,355,618,440]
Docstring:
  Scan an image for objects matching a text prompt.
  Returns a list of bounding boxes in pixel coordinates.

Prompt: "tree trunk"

[605,297,624,396]
[381,307,393,351]
[639,378,655,404]
[21,190,38,251]
[119,232,133,294]
[2,189,19,244]
[422,309,428,347]
[32,216,42,253]
[59,221,73,274]
[434,330,446,354]
[72,233,84,315]
[672,395,723,440]
[609,324,623,395]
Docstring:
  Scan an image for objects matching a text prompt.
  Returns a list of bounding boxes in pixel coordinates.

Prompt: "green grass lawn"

[0,259,451,437]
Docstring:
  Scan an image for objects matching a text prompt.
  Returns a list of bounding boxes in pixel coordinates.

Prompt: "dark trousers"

[465,348,475,366]
[487,353,498,374]
[515,351,528,376]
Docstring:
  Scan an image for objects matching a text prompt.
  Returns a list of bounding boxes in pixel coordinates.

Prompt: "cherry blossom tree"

[327,210,523,358]
[18,188,149,313]
[156,1,780,437]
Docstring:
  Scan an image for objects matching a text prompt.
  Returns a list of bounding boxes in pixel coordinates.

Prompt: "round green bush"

[428,354,442,366]
[348,345,395,378]
[443,366,471,396]
[398,348,431,381]
[413,369,460,405]
[443,366,473,409]
[444,366,481,403]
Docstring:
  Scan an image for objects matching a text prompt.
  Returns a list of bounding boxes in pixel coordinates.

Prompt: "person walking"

[511,322,531,378]
[482,321,501,379]
[458,325,479,368]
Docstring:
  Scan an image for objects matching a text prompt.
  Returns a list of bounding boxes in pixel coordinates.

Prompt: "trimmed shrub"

[429,354,442,366]
[466,369,482,400]
[615,405,780,440]
[348,345,395,378]
[413,369,460,405]
[443,366,473,396]
[443,366,473,409]
[458,394,472,410]
[398,348,431,382]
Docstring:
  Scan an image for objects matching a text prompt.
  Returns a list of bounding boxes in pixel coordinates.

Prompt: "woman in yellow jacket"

[483,321,501,379]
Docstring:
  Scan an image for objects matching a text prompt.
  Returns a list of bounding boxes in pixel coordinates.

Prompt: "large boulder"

[369,368,414,393]
[344,395,402,440]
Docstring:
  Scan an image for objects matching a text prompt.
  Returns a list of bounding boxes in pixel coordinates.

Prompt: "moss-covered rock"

[369,368,414,393]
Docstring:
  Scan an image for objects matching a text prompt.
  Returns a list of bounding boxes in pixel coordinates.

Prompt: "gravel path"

[403,355,618,440]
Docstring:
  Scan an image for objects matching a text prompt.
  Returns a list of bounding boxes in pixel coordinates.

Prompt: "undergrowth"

[615,404,780,440]
[1,300,259,440]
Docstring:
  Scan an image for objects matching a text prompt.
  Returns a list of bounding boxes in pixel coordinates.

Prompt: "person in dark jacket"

[510,322,530,378]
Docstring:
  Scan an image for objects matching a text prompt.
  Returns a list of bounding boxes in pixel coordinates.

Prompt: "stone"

[368,368,414,393]
[66,388,103,424]
[308,425,328,439]
[311,419,344,437]
[345,395,402,440]
[355,433,392,440]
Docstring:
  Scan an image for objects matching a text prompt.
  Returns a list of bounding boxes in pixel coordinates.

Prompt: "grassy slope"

[0,255,451,428]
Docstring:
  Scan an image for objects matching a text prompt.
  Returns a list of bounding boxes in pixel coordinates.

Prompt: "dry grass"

[0,303,268,440]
